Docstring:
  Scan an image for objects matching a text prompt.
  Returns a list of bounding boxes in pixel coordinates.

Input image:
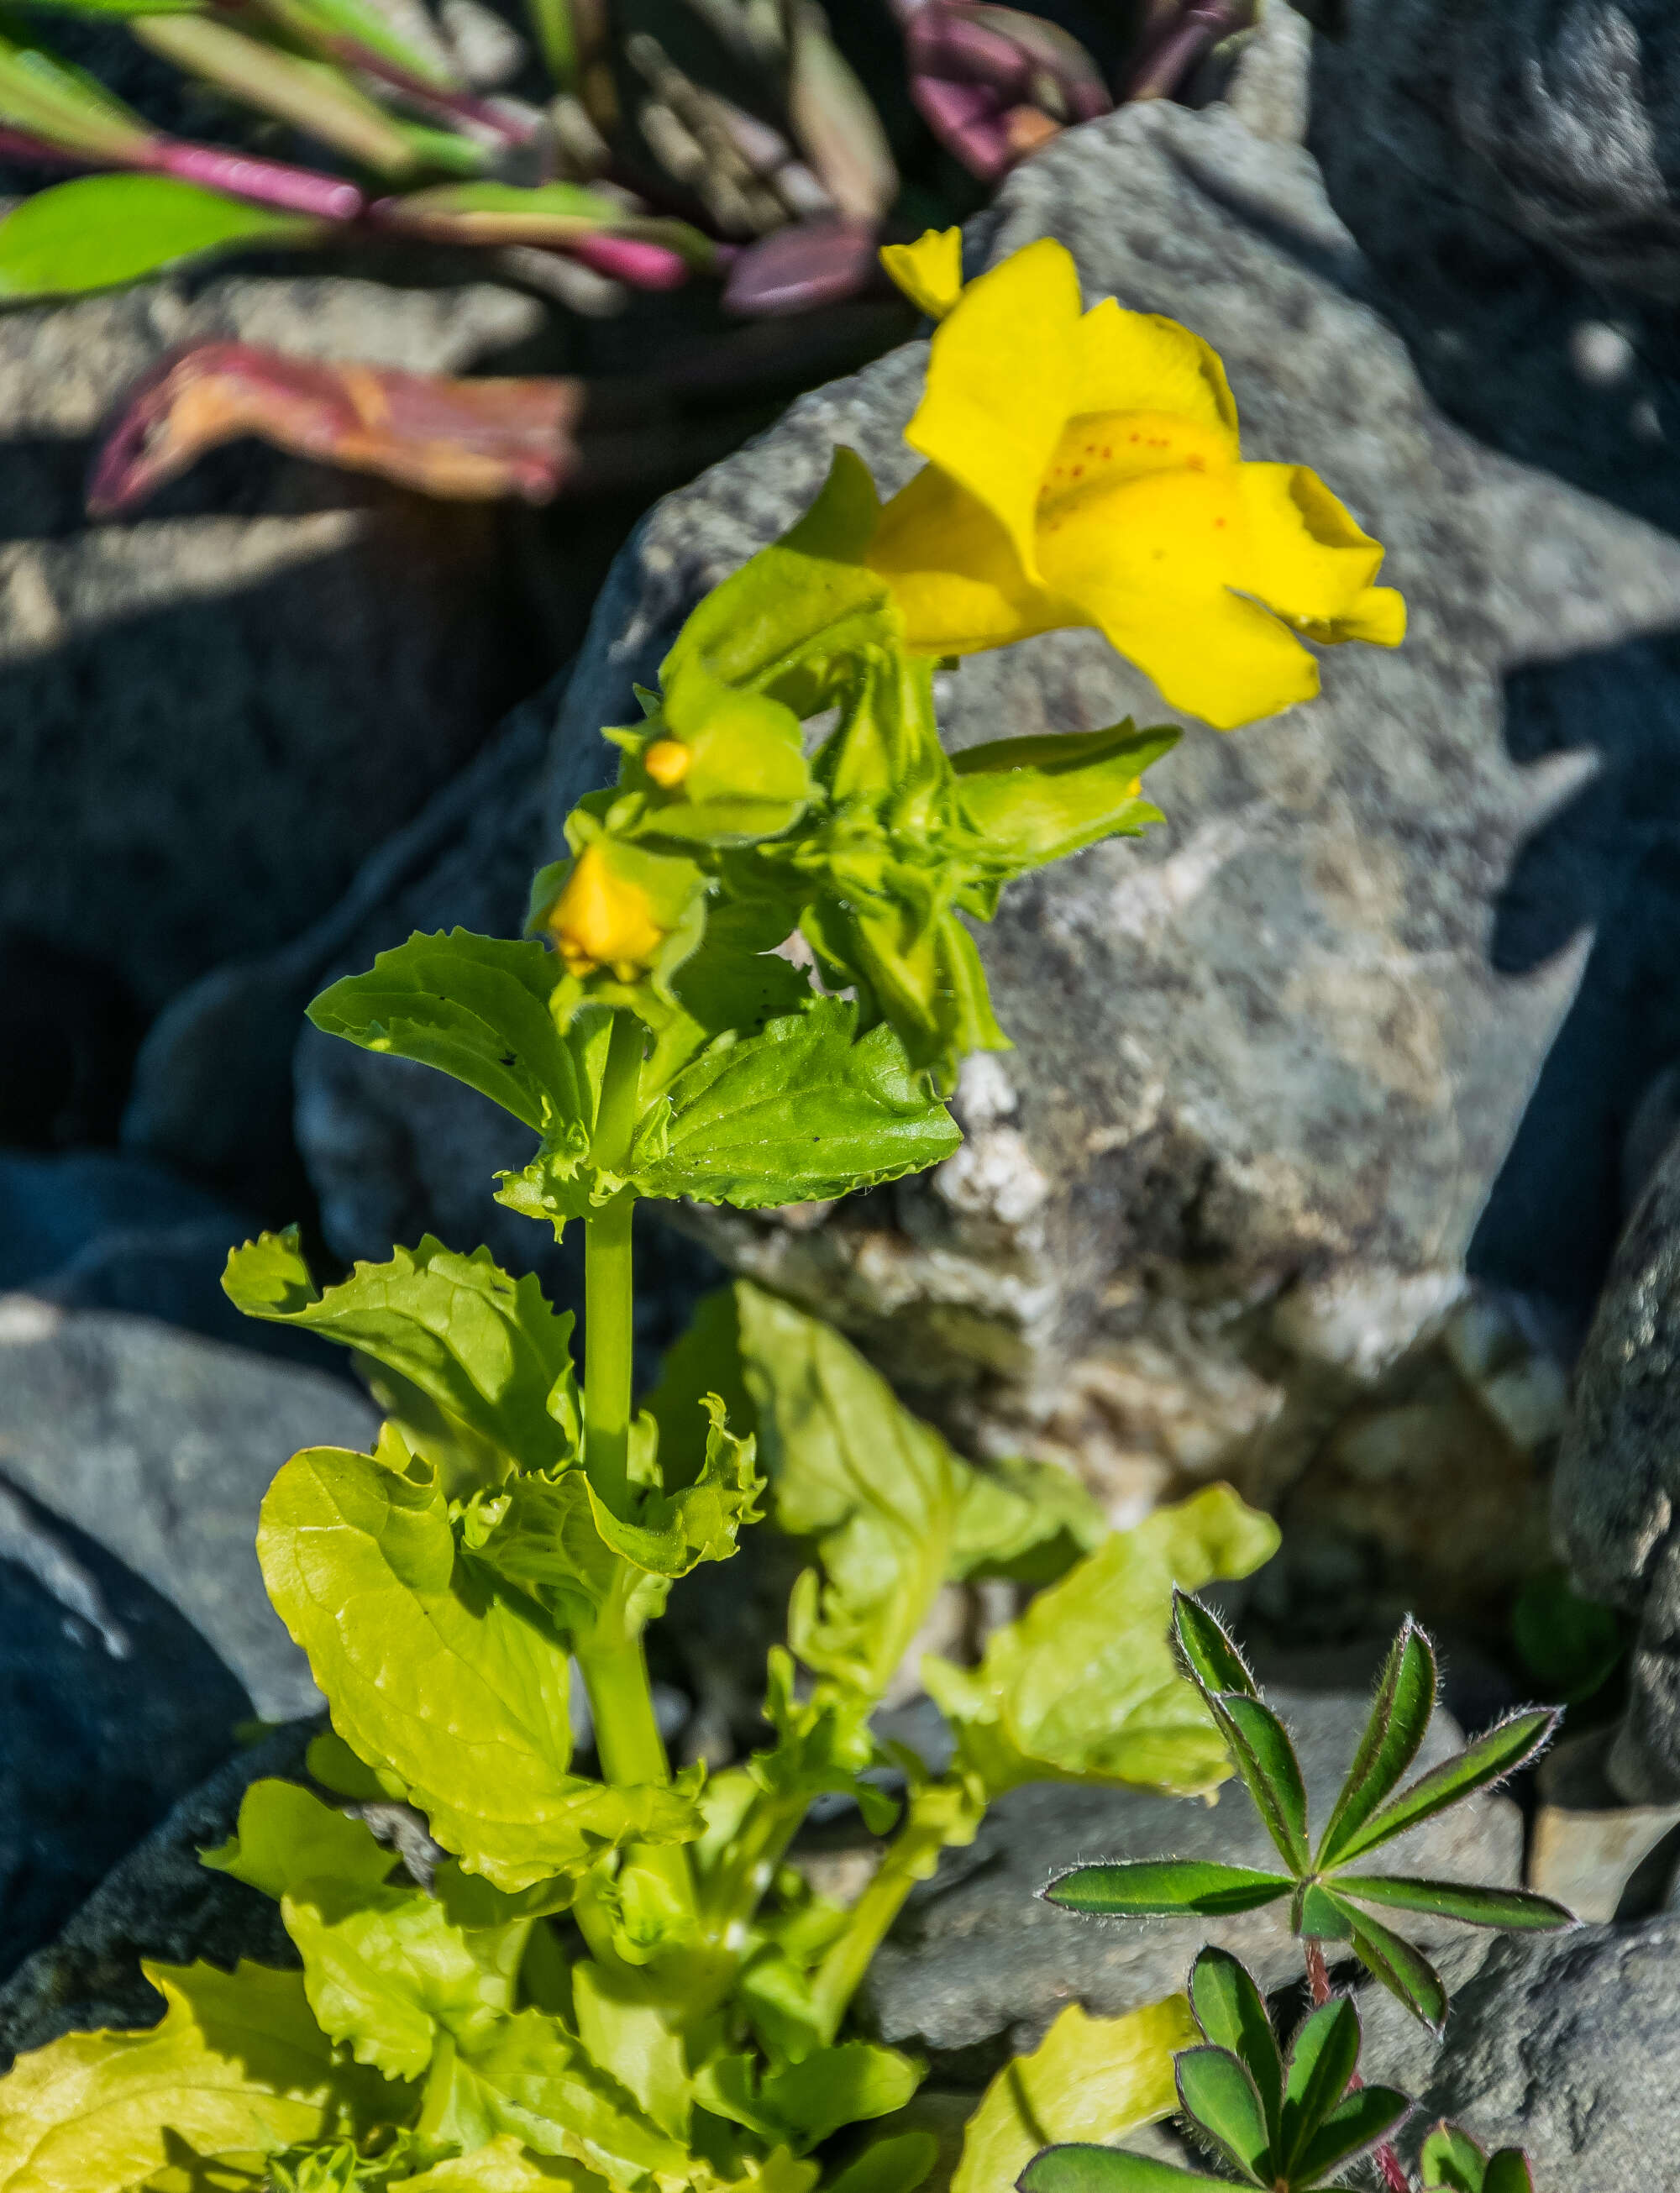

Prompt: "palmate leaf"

[1278,1998,1358,2175]
[1187,1950,1280,2149]
[1210,1694,1310,1874]
[1293,2088,1411,2187]
[258,1428,700,1891]
[1331,1876,1575,1933]
[952,1997,1194,2193]
[0,1962,383,2193]
[0,174,320,298]
[1171,1592,1258,1701]
[225,1230,580,1487]
[1044,1860,1291,1919]
[1328,1709,1561,1866]
[1174,2049,1269,2185]
[1315,1619,1436,1868]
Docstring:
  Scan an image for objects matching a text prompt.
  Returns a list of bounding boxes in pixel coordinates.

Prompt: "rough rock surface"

[0,1296,376,1720]
[1557,1126,1680,1800]
[279,77,1680,1625]
[0,1721,310,2060]
[859,1688,1521,2078]
[1357,1919,1680,2192]
[0,270,550,1020]
[0,1476,254,1983]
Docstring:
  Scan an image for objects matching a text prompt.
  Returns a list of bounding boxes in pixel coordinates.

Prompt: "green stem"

[583,1010,643,1515]
[806,1808,951,2045]
[416,2032,457,2136]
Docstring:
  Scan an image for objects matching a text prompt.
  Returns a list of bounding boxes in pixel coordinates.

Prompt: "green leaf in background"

[1020,2153,1207,2193]
[634,1001,960,1209]
[695,2043,921,2153]
[950,1996,1194,2193]
[1421,2125,1536,2193]
[1511,1566,1624,1706]
[200,1778,395,1902]
[225,1230,580,1489]
[823,2133,939,2193]
[258,1428,698,1889]
[949,1453,1107,1587]
[1277,1998,1358,2176]
[0,1962,380,2193]
[925,1487,1281,1802]
[0,175,318,300]
[1315,1618,1436,1868]
[951,723,1179,876]
[1043,1860,1290,1919]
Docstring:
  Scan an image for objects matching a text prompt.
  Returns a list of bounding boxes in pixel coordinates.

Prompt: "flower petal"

[868,461,1061,653]
[1095,586,1321,729]
[1231,463,1389,623]
[879,225,965,319]
[1295,585,1408,648]
[1074,299,1239,447]
[904,235,1082,587]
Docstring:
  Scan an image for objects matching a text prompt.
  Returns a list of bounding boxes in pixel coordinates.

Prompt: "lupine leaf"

[1187,1949,1281,2143]
[1420,2124,1491,2193]
[1278,1996,1359,2174]
[225,1230,580,1487]
[1291,2087,1410,2185]
[1326,1892,1448,2032]
[0,175,317,299]
[1294,1884,1354,1942]
[1173,2048,1270,2184]
[634,1000,959,1209]
[1315,1620,1436,1868]
[1482,2152,1536,2193]
[1330,1709,1560,1865]
[1045,1860,1291,1918]
[1331,1876,1574,1932]
[258,1429,700,1890]
[1019,2153,1210,2193]
[1172,1592,1259,1700]
[952,1997,1194,2193]
[928,1488,1281,1802]
[1207,1694,1310,1873]
[0,1962,381,2193]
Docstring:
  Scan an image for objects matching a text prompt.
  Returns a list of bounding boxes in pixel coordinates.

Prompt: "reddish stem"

[560,232,687,287]
[1304,1939,1412,2193]
[144,139,365,220]
[1126,0,1254,100]
[1305,1938,1331,2005]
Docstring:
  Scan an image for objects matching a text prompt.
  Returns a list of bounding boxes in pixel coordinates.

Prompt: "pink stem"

[0,128,90,170]
[145,139,366,220]
[1305,1939,1331,2006]
[559,232,687,288]
[1126,0,1253,99]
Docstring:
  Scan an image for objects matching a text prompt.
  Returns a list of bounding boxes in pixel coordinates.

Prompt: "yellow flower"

[548,845,667,980]
[879,226,964,320]
[869,237,1405,730]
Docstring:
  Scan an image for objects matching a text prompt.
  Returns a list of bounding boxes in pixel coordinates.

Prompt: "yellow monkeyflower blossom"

[549,844,667,979]
[869,236,1405,730]
[879,226,964,320]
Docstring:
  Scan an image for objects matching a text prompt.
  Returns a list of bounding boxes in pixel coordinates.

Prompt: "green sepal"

[612,665,812,849]
[950,722,1179,874]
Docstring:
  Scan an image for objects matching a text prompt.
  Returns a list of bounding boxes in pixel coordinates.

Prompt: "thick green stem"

[583,1010,643,1515]
[806,1810,951,2045]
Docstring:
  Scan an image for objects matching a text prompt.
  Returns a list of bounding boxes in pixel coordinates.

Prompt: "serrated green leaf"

[1210,1694,1310,1874]
[1325,1892,1447,2032]
[1045,1860,1290,1918]
[570,1962,689,2142]
[0,174,319,298]
[825,2132,938,2193]
[1330,1709,1560,1866]
[0,1962,380,2193]
[1420,2124,1489,2193]
[633,1001,958,1209]
[695,2043,920,2153]
[1171,1592,1259,1701]
[434,2007,691,2187]
[927,1487,1281,1802]
[1173,2047,1270,2184]
[1292,2087,1410,2186]
[224,1230,580,1491]
[1315,1620,1436,1869]
[1187,1949,1281,2143]
[953,1997,1194,2193]
[199,1778,394,1902]
[1278,1997,1358,2175]
[306,931,586,1141]
[282,1876,525,2080]
[258,1428,699,1891]
[950,723,1179,875]
[1331,1875,1574,1932]
[1018,2153,1209,2193]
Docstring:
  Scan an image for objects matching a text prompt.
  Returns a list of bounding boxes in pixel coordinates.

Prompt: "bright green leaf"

[695,2043,920,2153]
[823,2132,938,2193]
[1019,2152,1208,2193]
[1315,1620,1436,1870]
[1420,2124,1489,2193]
[951,1996,1194,2193]
[0,175,318,299]
[1187,1949,1281,2143]
[950,1455,1106,1587]
[1045,1861,1290,1919]
[570,1961,689,2141]
[199,1778,393,1902]
[1173,2048,1270,2185]
[951,723,1179,877]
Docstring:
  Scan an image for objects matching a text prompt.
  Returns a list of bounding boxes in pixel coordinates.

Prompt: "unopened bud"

[549,844,666,979]
[643,738,692,789]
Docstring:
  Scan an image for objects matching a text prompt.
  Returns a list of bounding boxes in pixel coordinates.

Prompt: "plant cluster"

[0,234,1421,2192]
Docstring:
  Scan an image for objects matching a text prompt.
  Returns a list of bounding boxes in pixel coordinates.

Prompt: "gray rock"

[285,93,1680,1628]
[0,1297,377,1721]
[858,1688,1522,2079]
[0,270,550,1021]
[1557,1127,1680,1801]
[0,1721,311,2064]
[1356,1919,1680,2191]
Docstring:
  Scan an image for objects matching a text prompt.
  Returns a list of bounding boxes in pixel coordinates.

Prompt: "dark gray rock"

[1557,1127,1680,1801]
[0,1479,254,1985]
[0,1721,311,2063]
[0,1298,377,1721]
[276,87,1680,1631]
[858,1688,1521,2079]
[1356,1918,1680,2191]
[0,270,550,1027]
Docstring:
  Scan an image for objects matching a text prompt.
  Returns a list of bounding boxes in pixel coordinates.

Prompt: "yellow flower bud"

[549,845,667,980]
[643,738,692,789]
